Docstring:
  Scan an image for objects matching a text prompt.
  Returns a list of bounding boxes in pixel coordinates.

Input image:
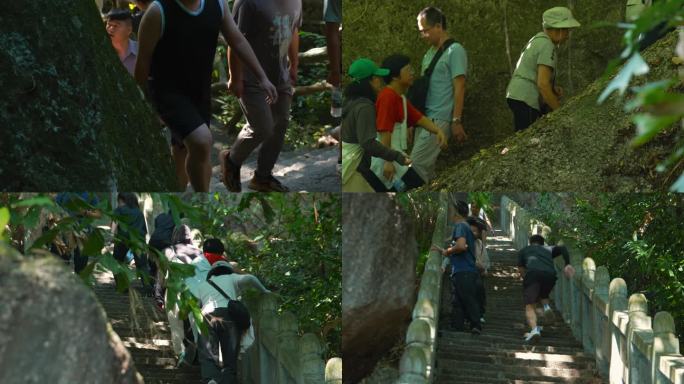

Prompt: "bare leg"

[525,304,537,330]
[183,124,213,192]
[171,144,189,191]
[325,22,341,87]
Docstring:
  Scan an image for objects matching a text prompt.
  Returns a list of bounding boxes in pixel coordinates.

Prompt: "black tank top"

[150,0,222,99]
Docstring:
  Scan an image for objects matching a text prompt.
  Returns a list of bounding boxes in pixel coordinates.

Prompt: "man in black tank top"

[220,0,303,192]
[135,0,277,192]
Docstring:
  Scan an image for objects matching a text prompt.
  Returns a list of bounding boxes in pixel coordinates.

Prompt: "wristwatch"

[451,116,462,123]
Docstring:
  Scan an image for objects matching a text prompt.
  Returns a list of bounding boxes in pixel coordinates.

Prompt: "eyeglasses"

[418,25,434,35]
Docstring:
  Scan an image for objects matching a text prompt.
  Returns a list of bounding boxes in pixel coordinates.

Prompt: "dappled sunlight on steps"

[435,229,606,384]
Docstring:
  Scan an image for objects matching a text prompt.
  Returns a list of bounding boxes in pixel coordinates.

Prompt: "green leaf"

[82,229,105,256]
[671,172,684,192]
[0,207,9,238]
[11,197,55,208]
[598,53,649,104]
[631,114,680,146]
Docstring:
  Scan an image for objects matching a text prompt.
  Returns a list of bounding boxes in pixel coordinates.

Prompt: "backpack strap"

[208,279,233,301]
[424,38,456,77]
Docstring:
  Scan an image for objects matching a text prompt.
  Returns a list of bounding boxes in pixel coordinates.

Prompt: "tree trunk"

[0,1,176,191]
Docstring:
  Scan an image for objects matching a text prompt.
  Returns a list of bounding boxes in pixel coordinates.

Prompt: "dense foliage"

[0,192,341,358]
[530,193,684,344]
[600,0,684,190]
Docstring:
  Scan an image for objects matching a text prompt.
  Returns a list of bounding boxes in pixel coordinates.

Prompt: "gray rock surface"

[342,194,417,383]
[0,244,142,384]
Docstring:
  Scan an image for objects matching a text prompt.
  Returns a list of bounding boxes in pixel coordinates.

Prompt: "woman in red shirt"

[373,54,447,190]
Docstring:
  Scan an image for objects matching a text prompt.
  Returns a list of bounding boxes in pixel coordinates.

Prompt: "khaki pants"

[342,171,374,192]
[410,119,450,183]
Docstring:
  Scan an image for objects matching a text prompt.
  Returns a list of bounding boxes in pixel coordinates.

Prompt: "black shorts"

[523,270,557,305]
[507,98,541,132]
[149,85,210,146]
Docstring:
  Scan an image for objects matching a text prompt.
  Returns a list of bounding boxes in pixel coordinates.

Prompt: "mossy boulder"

[344,0,625,170]
[0,1,176,191]
[427,31,682,191]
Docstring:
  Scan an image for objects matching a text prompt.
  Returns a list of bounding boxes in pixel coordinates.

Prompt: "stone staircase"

[93,270,202,384]
[434,229,606,384]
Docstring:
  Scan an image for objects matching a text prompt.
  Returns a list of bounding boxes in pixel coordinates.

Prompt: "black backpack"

[407,39,456,114]
[207,279,251,331]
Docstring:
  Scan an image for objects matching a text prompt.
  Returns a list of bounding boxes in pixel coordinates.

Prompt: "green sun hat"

[542,7,581,29]
[348,58,390,81]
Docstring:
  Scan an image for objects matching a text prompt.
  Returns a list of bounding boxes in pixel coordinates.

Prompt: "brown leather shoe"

[220,149,241,192]
[248,175,290,192]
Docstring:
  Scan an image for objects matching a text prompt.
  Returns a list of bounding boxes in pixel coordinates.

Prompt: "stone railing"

[239,292,341,384]
[501,196,684,384]
[395,192,449,384]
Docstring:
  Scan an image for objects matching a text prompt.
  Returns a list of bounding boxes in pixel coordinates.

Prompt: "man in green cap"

[505,6,580,131]
[341,58,412,192]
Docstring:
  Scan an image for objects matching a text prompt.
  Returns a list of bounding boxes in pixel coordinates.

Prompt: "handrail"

[395,192,449,384]
[240,291,341,384]
[500,195,684,384]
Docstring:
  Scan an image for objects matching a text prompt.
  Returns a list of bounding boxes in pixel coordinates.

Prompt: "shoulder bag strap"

[208,279,233,301]
[424,38,456,77]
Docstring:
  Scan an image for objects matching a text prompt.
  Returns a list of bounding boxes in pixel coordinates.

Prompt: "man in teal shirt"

[412,6,468,183]
[505,7,580,131]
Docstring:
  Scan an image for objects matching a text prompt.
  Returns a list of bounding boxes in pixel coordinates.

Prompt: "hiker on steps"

[505,7,580,131]
[517,234,575,343]
[412,6,467,184]
[434,200,482,334]
[467,216,490,325]
[371,53,447,192]
[196,260,271,384]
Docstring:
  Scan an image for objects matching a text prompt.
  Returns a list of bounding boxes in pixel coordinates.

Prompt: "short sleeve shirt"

[375,87,424,133]
[506,32,557,110]
[421,42,467,122]
[233,0,303,93]
[517,244,557,275]
[449,222,478,273]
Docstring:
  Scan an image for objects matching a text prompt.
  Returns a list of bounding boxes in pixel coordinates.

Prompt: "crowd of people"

[49,192,271,384]
[342,6,581,192]
[436,199,576,343]
[97,0,341,193]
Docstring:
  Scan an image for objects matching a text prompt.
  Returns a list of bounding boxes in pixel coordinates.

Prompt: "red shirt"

[375,87,424,133]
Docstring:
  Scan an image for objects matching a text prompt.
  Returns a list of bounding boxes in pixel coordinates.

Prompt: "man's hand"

[403,156,412,166]
[383,161,395,181]
[227,78,244,98]
[259,76,278,104]
[435,129,448,149]
[451,122,467,143]
[554,85,564,99]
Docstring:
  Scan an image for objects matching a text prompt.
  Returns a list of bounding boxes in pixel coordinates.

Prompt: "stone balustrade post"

[570,253,583,339]
[397,346,428,384]
[651,312,680,384]
[581,257,596,353]
[277,311,300,382]
[299,333,324,384]
[325,358,342,384]
[609,278,629,384]
[406,318,433,379]
[594,266,611,377]
[627,293,652,384]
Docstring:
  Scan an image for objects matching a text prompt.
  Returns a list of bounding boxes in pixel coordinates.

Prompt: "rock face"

[427,31,682,192]
[344,0,625,174]
[1,1,176,190]
[342,194,418,383]
[0,244,143,384]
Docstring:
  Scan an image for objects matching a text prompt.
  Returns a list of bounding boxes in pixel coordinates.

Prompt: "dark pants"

[476,274,486,318]
[199,308,241,384]
[507,98,541,132]
[113,242,150,288]
[450,271,482,331]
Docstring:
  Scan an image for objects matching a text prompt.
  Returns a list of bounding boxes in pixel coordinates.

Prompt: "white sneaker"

[208,380,218,384]
[524,327,541,343]
[480,317,486,324]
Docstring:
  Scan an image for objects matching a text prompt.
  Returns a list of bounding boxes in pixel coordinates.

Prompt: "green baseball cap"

[542,7,581,29]
[348,58,390,81]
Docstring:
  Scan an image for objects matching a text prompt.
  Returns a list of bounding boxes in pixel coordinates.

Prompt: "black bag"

[407,39,456,114]
[207,279,251,331]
